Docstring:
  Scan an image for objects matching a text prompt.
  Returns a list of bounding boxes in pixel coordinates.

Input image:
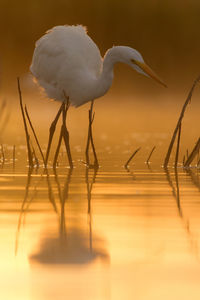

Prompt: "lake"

[0,93,200,299]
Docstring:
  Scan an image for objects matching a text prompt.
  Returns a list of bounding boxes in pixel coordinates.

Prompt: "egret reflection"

[15,167,110,265]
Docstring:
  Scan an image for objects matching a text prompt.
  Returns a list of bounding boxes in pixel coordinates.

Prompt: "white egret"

[30,25,166,168]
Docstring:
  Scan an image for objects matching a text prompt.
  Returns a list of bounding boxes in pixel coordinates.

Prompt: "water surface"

[1,146,200,300]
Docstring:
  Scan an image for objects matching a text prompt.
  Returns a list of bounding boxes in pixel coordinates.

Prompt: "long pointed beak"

[135,60,167,88]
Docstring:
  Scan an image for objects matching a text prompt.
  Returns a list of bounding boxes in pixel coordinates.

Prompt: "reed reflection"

[28,167,109,265]
[164,167,182,216]
[85,167,98,253]
[15,167,34,255]
[164,167,199,258]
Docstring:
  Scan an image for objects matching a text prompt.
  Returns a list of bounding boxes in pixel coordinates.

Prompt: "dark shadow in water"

[29,167,109,265]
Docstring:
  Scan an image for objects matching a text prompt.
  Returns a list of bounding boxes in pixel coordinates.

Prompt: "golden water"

[0,147,200,300]
[1,94,200,299]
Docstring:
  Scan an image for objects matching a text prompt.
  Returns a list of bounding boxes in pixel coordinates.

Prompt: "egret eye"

[131,58,136,64]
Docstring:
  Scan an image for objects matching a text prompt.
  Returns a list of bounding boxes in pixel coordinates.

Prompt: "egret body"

[31,25,165,107]
[30,25,166,168]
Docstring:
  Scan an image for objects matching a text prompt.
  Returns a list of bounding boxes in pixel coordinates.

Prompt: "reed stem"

[146,146,156,164]
[174,123,182,168]
[163,75,200,167]
[184,138,200,167]
[25,105,45,165]
[17,77,33,168]
[124,147,141,169]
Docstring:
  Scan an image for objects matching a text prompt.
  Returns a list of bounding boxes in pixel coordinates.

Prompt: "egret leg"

[53,115,64,169]
[85,120,91,166]
[85,100,99,169]
[61,100,73,169]
[45,103,63,167]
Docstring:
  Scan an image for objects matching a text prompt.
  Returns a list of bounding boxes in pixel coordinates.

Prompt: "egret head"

[114,46,167,88]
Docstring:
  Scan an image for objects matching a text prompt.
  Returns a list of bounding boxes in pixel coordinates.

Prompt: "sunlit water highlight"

[0,145,200,300]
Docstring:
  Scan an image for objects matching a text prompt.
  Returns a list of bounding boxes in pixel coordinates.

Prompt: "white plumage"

[30,25,166,107]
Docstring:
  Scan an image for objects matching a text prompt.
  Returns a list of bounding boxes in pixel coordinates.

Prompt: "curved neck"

[86,47,123,103]
[102,48,117,75]
[94,47,119,99]
[102,46,127,72]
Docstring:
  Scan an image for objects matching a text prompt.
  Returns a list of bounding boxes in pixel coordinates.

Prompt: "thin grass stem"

[32,146,39,168]
[25,105,45,165]
[146,146,156,164]
[182,155,185,166]
[17,77,33,168]
[186,149,189,159]
[45,102,63,166]
[184,138,200,167]
[163,75,200,168]
[53,125,63,168]
[124,147,141,169]
[197,157,200,167]
[174,123,182,168]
